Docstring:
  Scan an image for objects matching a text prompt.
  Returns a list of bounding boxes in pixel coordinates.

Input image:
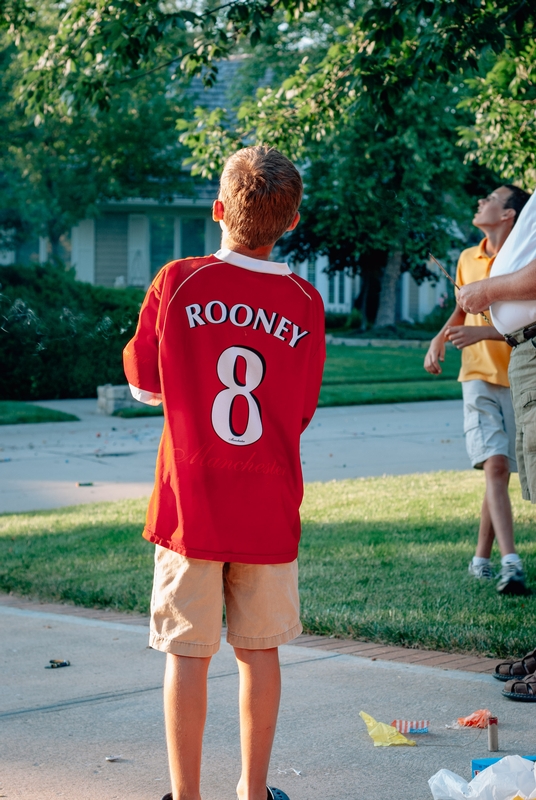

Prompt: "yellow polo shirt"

[456,239,511,387]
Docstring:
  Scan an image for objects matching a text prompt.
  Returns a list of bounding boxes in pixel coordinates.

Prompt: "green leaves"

[458,41,536,189]
[6,0,285,112]
[178,107,242,178]
[0,32,194,248]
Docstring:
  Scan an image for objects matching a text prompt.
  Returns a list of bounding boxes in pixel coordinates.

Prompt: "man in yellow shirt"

[424,185,530,594]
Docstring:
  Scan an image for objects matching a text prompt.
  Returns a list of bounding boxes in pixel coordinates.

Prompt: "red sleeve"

[301,295,326,431]
[123,279,162,399]
[301,338,326,432]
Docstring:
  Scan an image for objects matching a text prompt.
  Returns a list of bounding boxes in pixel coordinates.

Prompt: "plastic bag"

[429,755,536,799]
[359,711,415,747]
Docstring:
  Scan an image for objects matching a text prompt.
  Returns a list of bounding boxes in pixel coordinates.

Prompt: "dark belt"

[504,321,536,348]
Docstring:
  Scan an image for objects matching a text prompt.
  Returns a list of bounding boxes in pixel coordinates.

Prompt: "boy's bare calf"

[164,649,281,800]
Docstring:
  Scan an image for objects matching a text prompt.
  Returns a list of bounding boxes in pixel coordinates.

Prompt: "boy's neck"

[221,234,275,262]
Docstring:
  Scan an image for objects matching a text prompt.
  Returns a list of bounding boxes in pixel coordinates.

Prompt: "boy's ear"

[287,211,300,232]
[213,199,224,222]
[501,206,516,222]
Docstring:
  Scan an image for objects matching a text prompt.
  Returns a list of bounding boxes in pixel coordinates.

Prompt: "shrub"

[0,264,144,400]
[324,311,348,330]
[416,295,456,332]
[344,308,363,330]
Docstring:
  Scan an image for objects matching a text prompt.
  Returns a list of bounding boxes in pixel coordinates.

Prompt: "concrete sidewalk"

[0,398,469,513]
[1,598,531,800]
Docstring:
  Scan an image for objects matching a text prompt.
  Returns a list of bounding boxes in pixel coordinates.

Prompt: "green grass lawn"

[0,401,79,425]
[113,406,164,418]
[318,344,462,406]
[1,470,533,658]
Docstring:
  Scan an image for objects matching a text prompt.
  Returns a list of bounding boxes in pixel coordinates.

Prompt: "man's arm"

[424,303,465,374]
[457,258,536,315]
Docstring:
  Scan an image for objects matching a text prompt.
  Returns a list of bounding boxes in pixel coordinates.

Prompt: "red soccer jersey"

[123,249,325,564]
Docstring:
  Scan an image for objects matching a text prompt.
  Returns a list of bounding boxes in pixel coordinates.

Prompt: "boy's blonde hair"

[219,146,303,250]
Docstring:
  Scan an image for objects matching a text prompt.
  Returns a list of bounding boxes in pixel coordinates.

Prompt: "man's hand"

[424,335,446,374]
[457,280,491,315]
[445,325,485,349]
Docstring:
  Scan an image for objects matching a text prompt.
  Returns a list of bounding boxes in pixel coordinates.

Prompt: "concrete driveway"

[1,601,532,800]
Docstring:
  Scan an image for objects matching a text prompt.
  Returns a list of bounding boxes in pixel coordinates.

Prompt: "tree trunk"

[357,273,370,331]
[374,251,402,328]
[50,234,62,263]
[355,250,387,330]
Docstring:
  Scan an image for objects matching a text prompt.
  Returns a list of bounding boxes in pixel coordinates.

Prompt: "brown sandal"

[493,647,536,682]
[502,672,536,701]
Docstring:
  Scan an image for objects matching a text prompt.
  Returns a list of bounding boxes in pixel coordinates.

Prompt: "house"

[0,195,451,321]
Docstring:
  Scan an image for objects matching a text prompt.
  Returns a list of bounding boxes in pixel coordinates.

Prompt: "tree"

[176,11,493,327]
[274,81,479,327]
[5,1,532,116]
[4,0,531,318]
[0,27,194,257]
[4,1,534,185]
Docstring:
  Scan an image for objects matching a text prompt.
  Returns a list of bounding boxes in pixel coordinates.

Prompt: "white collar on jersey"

[215,248,291,275]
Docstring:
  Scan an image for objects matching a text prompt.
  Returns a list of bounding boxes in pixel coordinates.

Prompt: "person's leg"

[164,653,212,800]
[481,454,515,558]
[480,453,528,593]
[235,646,281,800]
[225,560,301,800]
[463,381,494,575]
[474,492,495,559]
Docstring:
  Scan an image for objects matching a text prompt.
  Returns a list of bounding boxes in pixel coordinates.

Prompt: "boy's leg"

[224,560,301,800]
[475,454,527,593]
[475,493,495,560]
[234,646,281,800]
[479,454,515,558]
[164,652,211,800]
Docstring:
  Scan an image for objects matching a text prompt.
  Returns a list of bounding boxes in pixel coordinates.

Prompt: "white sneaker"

[468,561,494,580]
[497,562,529,595]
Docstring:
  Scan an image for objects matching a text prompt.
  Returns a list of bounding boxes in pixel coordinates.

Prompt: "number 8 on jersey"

[211,346,266,446]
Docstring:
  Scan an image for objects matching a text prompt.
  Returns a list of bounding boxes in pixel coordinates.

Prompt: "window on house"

[307,257,316,287]
[150,216,174,275]
[328,272,335,304]
[181,218,205,258]
[338,270,345,304]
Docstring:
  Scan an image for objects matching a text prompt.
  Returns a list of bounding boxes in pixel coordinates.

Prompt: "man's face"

[473,186,513,229]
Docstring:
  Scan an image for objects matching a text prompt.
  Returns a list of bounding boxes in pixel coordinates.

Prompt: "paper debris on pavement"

[457,709,492,728]
[391,719,429,734]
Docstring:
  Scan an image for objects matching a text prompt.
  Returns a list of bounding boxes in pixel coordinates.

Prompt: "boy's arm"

[424,304,466,375]
[445,323,504,350]
[123,282,162,405]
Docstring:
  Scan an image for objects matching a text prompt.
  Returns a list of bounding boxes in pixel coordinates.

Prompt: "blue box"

[472,756,536,778]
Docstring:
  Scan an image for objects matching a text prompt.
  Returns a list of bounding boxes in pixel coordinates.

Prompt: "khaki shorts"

[149,546,302,657]
[509,338,536,503]
[462,379,517,472]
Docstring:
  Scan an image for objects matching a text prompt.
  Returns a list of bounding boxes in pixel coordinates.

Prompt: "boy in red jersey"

[123,146,325,800]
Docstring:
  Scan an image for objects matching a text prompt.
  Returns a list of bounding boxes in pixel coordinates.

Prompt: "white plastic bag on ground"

[429,755,536,800]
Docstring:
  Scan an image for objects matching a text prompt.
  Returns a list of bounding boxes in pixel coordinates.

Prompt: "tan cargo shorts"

[149,545,302,657]
[509,337,536,503]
